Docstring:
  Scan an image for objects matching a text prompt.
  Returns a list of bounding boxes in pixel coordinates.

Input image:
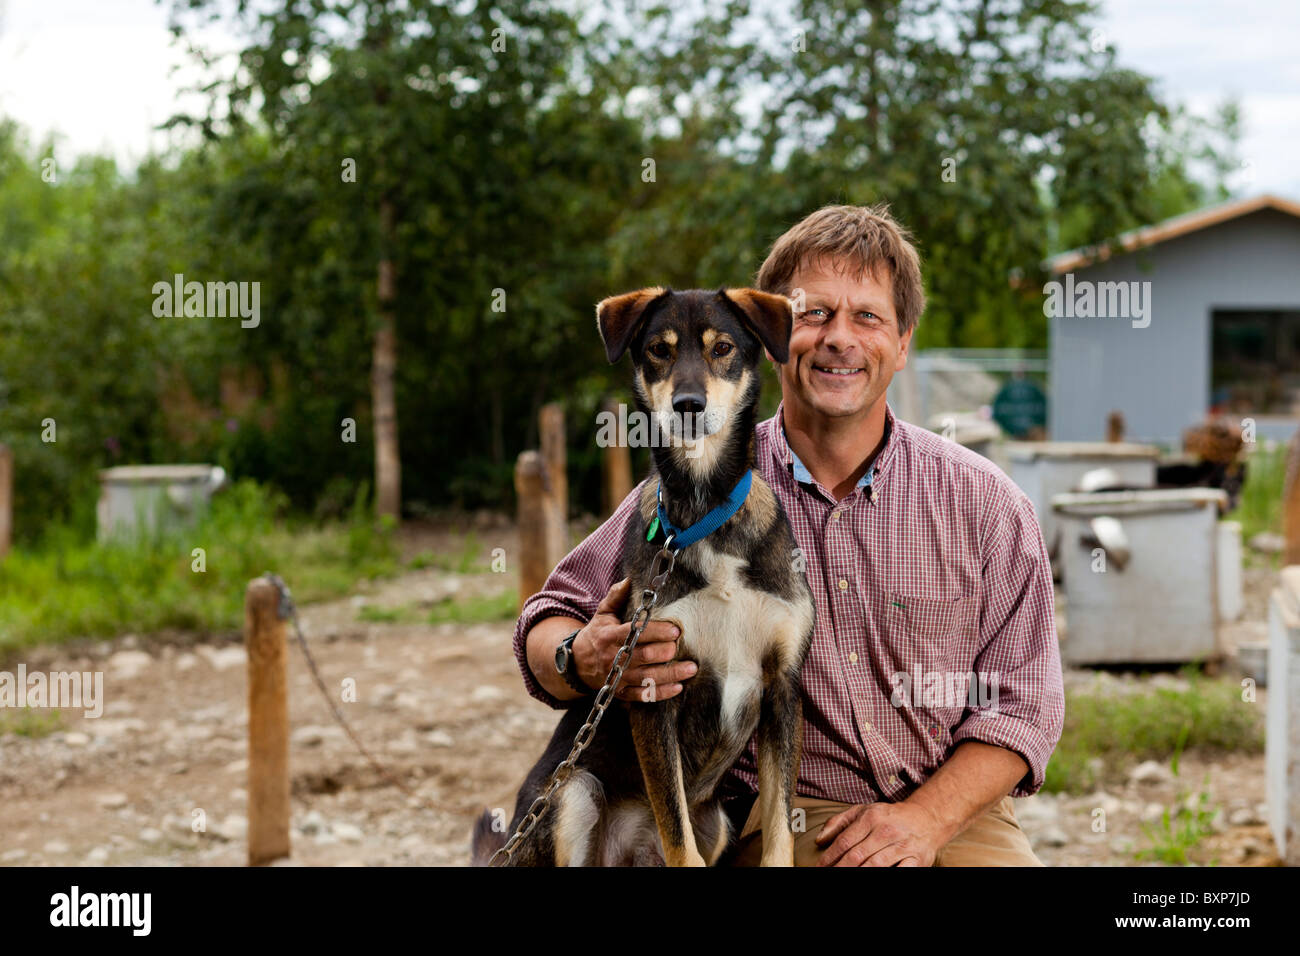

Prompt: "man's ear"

[721,288,793,364]
[596,287,669,363]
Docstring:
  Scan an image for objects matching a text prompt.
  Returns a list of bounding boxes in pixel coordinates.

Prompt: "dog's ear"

[596,287,669,363]
[722,288,794,364]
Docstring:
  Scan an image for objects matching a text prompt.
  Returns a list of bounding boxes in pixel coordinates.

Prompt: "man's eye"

[712,341,733,357]
[649,342,671,359]
[800,310,828,323]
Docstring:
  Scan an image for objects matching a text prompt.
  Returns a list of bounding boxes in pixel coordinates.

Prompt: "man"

[513,203,1064,866]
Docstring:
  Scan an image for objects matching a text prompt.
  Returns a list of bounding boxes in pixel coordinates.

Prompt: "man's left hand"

[814,801,949,867]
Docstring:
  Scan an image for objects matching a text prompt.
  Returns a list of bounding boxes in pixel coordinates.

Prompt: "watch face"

[555,643,569,673]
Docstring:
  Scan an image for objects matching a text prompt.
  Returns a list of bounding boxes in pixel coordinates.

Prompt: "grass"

[1043,667,1264,795]
[0,706,64,738]
[1234,442,1286,547]
[1134,726,1220,865]
[1136,775,1220,865]
[0,479,400,652]
[406,531,488,574]
[427,590,517,626]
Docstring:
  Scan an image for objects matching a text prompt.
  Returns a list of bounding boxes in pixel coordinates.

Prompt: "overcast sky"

[1,0,1297,200]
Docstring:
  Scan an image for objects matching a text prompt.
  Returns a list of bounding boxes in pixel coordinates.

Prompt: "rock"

[1229,807,1263,827]
[138,828,163,845]
[85,846,110,864]
[387,736,418,755]
[372,684,398,706]
[1036,826,1069,848]
[291,725,344,747]
[97,792,129,810]
[225,758,249,775]
[197,646,247,671]
[297,810,327,836]
[1086,792,1122,817]
[108,650,154,679]
[92,719,147,738]
[1129,760,1171,785]
[471,685,505,703]
[1249,532,1285,554]
[176,653,200,671]
[333,822,364,843]
[1239,838,1262,859]
[212,814,247,842]
[2,849,28,861]
[63,732,90,747]
[425,730,454,748]
[43,840,70,855]
[1013,794,1059,824]
[1141,802,1166,824]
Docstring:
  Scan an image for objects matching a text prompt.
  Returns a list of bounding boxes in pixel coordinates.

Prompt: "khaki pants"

[725,794,1044,867]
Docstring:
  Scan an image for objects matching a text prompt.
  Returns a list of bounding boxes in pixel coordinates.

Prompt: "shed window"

[1211,309,1300,415]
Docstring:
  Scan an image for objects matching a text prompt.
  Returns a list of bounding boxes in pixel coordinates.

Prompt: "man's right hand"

[573,578,697,702]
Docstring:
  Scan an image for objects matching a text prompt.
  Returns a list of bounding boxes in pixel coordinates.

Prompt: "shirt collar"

[771,399,900,492]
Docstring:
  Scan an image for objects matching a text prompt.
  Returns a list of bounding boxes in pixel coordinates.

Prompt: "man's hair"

[754,203,926,336]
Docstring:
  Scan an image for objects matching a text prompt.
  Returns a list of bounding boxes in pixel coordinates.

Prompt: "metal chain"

[262,572,439,811]
[488,541,677,867]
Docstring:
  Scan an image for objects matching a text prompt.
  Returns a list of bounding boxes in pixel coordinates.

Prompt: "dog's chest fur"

[655,540,809,734]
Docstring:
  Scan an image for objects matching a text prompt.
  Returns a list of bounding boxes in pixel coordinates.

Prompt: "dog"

[473,287,814,866]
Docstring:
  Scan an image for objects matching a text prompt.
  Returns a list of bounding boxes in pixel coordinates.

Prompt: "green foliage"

[0,479,398,650]
[0,1,1241,543]
[1043,670,1263,794]
[0,707,64,738]
[1235,444,1287,548]
[426,590,516,625]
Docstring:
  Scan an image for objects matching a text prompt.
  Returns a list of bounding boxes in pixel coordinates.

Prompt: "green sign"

[992,378,1047,438]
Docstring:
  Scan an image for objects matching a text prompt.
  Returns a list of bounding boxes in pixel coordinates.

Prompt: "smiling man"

[514,203,1064,866]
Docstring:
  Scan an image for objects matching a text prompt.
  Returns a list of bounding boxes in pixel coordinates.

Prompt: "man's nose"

[672,392,706,415]
[820,310,857,352]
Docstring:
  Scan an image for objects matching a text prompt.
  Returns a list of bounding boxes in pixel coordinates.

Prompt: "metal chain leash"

[262,572,439,811]
[488,541,677,867]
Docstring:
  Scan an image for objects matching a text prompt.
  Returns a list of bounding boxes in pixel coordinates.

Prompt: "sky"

[1,0,1297,200]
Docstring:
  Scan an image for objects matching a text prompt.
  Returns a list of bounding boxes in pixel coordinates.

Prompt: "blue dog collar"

[653,469,753,551]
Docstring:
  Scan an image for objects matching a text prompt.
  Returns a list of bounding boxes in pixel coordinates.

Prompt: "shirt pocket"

[885,591,972,742]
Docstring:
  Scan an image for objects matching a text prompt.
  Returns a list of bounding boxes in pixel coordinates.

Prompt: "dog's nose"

[673,393,706,415]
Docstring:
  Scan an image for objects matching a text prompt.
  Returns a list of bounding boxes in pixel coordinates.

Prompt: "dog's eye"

[649,342,671,359]
[711,342,733,358]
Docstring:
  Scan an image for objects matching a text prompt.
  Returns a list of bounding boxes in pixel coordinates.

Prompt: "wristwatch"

[554,629,592,695]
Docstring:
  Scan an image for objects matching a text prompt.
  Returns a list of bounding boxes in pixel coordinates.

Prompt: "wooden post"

[539,403,567,565]
[601,397,633,517]
[0,444,11,560]
[1106,410,1125,443]
[516,451,549,611]
[1285,425,1300,566]
[245,576,290,866]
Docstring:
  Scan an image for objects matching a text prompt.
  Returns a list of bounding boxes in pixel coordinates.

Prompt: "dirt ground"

[0,520,1284,867]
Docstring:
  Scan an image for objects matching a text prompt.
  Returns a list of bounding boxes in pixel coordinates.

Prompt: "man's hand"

[814,801,949,867]
[574,578,697,702]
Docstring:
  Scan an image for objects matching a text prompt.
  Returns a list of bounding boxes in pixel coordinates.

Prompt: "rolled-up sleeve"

[950,480,1065,797]
[512,481,645,708]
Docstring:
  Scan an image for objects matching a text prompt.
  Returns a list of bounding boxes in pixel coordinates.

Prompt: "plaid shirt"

[512,402,1064,803]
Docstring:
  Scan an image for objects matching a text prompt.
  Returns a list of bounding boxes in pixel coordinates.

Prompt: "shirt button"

[862,721,872,733]
[849,651,858,663]
[830,511,841,522]
[838,579,848,590]
[888,775,899,786]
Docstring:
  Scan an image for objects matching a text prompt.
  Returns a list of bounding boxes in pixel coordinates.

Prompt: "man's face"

[778,257,912,423]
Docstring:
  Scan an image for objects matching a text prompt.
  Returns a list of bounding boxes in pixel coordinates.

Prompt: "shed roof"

[1046,193,1300,275]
